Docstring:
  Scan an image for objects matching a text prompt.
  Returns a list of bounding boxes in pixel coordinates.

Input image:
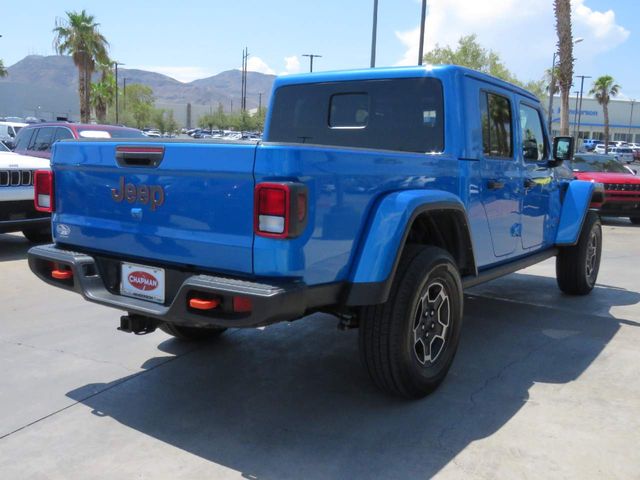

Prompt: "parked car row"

[186,128,262,141]
[583,138,640,162]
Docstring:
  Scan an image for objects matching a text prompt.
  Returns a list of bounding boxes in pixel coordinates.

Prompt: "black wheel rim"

[412,281,450,366]
[585,229,598,283]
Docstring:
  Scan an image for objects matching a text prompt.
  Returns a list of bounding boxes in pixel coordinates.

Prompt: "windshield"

[0,142,10,152]
[572,155,629,173]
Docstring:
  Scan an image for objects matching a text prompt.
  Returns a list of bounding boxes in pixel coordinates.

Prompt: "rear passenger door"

[479,91,522,257]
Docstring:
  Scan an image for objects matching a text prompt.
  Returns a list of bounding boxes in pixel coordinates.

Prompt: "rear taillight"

[254,182,308,238]
[34,170,54,212]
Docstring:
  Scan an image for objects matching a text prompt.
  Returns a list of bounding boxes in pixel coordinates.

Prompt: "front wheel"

[556,211,602,295]
[359,246,463,398]
[159,323,226,341]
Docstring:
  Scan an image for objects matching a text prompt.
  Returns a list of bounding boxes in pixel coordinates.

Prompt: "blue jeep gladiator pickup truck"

[28,65,602,398]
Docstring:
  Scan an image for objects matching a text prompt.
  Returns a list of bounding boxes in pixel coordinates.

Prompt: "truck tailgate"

[51,140,256,274]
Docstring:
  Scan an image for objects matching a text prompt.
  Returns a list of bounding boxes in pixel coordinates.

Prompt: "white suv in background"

[0,121,28,149]
[0,141,51,242]
[608,146,635,164]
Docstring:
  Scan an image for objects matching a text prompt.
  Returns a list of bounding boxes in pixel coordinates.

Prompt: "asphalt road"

[0,219,639,479]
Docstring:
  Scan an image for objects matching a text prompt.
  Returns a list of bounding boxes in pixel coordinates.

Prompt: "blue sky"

[3,0,638,97]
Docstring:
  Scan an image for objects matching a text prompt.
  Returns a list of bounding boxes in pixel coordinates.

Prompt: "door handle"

[524,178,537,189]
[487,179,505,190]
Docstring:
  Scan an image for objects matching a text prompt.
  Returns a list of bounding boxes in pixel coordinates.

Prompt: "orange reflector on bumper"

[189,298,220,310]
[51,269,73,280]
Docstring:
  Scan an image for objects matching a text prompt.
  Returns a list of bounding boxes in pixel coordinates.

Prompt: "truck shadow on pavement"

[66,279,640,479]
[0,234,31,262]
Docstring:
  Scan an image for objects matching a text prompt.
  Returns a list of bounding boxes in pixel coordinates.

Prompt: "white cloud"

[128,66,214,83]
[573,0,629,53]
[281,55,301,75]
[394,0,629,80]
[246,56,275,75]
[246,55,303,76]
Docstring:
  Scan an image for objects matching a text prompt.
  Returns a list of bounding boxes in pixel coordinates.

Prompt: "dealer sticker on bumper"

[121,262,165,304]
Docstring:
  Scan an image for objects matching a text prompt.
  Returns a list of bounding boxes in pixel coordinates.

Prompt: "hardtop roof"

[273,64,539,102]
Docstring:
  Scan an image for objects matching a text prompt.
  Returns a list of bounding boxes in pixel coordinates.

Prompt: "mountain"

[0,55,276,122]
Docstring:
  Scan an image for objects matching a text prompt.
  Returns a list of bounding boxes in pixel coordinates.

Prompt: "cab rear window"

[268,77,444,153]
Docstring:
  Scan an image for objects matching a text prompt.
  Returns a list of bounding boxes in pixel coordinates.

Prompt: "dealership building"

[549,95,639,143]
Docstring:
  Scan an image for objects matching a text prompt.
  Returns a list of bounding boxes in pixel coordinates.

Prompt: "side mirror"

[548,136,574,167]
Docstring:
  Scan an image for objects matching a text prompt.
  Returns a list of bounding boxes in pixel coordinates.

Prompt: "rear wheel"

[159,323,226,341]
[630,217,640,225]
[556,211,602,295]
[22,227,52,243]
[359,246,463,398]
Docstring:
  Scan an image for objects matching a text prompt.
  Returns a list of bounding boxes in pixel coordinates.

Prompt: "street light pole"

[370,0,378,68]
[547,37,583,134]
[575,74,591,147]
[547,51,557,132]
[628,99,636,141]
[418,0,427,65]
[123,78,127,113]
[114,63,118,124]
[113,62,125,124]
[302,54,322,72]
[573,90,580,139]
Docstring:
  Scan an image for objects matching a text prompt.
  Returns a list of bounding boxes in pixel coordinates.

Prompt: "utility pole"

[370,0,378,68]
[258,92,263,112]
[418,0,427,65]
[241,47,250,112]
[575,75,591,146]
[302,54,322,72]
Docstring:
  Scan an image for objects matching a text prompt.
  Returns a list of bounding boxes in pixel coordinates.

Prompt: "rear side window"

[481,92,512,158]
[268,77,444,153]
[31,127,56,152]
[14,128,34,151]
[54,128,74,142]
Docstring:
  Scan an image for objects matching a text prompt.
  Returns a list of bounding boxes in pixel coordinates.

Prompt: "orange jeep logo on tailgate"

[111,176,165,211]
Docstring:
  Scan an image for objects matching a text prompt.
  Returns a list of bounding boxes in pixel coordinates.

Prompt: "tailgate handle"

[116,146,165,168]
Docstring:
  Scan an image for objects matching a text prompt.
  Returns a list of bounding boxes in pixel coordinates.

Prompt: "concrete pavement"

[0,219,639,479]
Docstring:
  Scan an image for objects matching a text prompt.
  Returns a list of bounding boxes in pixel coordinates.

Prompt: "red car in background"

[12,122,144,160]
[568,154,640,224]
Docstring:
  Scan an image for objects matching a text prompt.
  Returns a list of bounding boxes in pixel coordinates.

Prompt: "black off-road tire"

[22,227,52,243]
[556,211,602,295]
[160,323,226,341]
[630,217,640,225]
[359,245,464,398]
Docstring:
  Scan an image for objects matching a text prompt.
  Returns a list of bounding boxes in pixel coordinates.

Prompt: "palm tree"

[53,10,109,123]
[90,63,114,123]
[554,0,574,135]
[589,76,620,153]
